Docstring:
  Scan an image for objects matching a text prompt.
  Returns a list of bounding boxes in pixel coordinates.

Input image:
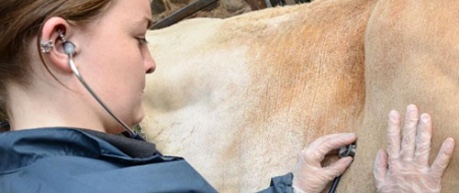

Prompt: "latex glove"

[292,133,356,193]
[374,104,456,193]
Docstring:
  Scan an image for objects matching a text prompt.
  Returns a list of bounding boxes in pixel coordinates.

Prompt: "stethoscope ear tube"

[65,43,141,140]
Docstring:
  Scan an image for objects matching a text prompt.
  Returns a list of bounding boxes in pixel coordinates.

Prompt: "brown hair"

[0,0,112,123]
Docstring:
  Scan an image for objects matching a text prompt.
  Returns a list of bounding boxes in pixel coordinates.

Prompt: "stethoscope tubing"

[65,41,135,138]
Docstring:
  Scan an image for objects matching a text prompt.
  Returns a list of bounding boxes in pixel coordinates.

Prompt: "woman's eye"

[137,37,149,45]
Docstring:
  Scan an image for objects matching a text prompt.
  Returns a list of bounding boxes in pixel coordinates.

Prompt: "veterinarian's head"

[0,0,155,135]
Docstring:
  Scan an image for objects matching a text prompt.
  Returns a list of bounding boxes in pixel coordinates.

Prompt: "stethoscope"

[63,31,357,188]
[62,35,145,140]
[64,31,356,190]
[328,143,356,193]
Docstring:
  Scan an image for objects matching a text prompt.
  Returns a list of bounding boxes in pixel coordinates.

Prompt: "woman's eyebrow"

[132,16,153,29]
[145,17,153,29]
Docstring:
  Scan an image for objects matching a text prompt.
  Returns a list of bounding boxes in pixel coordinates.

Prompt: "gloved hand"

[292,132,356,193]
[374,104,456,193]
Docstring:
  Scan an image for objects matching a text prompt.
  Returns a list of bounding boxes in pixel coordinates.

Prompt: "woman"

[0,0,454,192]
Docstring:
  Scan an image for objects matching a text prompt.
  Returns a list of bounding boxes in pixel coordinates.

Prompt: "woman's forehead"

[101,0,151,22]
[83,0,151,31]
[114,0,151,14]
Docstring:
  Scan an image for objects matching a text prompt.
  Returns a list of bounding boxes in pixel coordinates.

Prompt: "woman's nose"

[144,49,156,74]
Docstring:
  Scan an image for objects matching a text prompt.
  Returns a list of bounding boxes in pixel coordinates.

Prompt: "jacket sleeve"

[257,173,295,193]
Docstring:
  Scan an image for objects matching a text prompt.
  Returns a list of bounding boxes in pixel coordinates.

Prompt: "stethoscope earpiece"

[63,41,76,56]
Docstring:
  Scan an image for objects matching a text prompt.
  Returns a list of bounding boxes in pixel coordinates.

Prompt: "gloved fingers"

[387,109,401,164]
[304,133,356,164]
[414,113,432,166]
[373,149,388,190]
[323,156,353,178]
[430,138,455,179]
[401,104,419,162]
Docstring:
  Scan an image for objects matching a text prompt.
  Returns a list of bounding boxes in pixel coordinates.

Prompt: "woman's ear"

[40,17,79,73]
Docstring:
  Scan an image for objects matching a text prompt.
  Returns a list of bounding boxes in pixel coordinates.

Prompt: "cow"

[142,0,375,191]
[141,0,458,192]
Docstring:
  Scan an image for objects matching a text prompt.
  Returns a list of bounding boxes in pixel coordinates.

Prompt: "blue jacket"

[0,128,294,193]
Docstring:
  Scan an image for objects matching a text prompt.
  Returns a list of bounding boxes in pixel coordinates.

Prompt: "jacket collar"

[0,128,168,173]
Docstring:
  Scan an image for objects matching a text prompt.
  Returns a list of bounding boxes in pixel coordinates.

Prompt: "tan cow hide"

[341,0,459,192]
[142,0,377,192]
[144,0,459,191]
